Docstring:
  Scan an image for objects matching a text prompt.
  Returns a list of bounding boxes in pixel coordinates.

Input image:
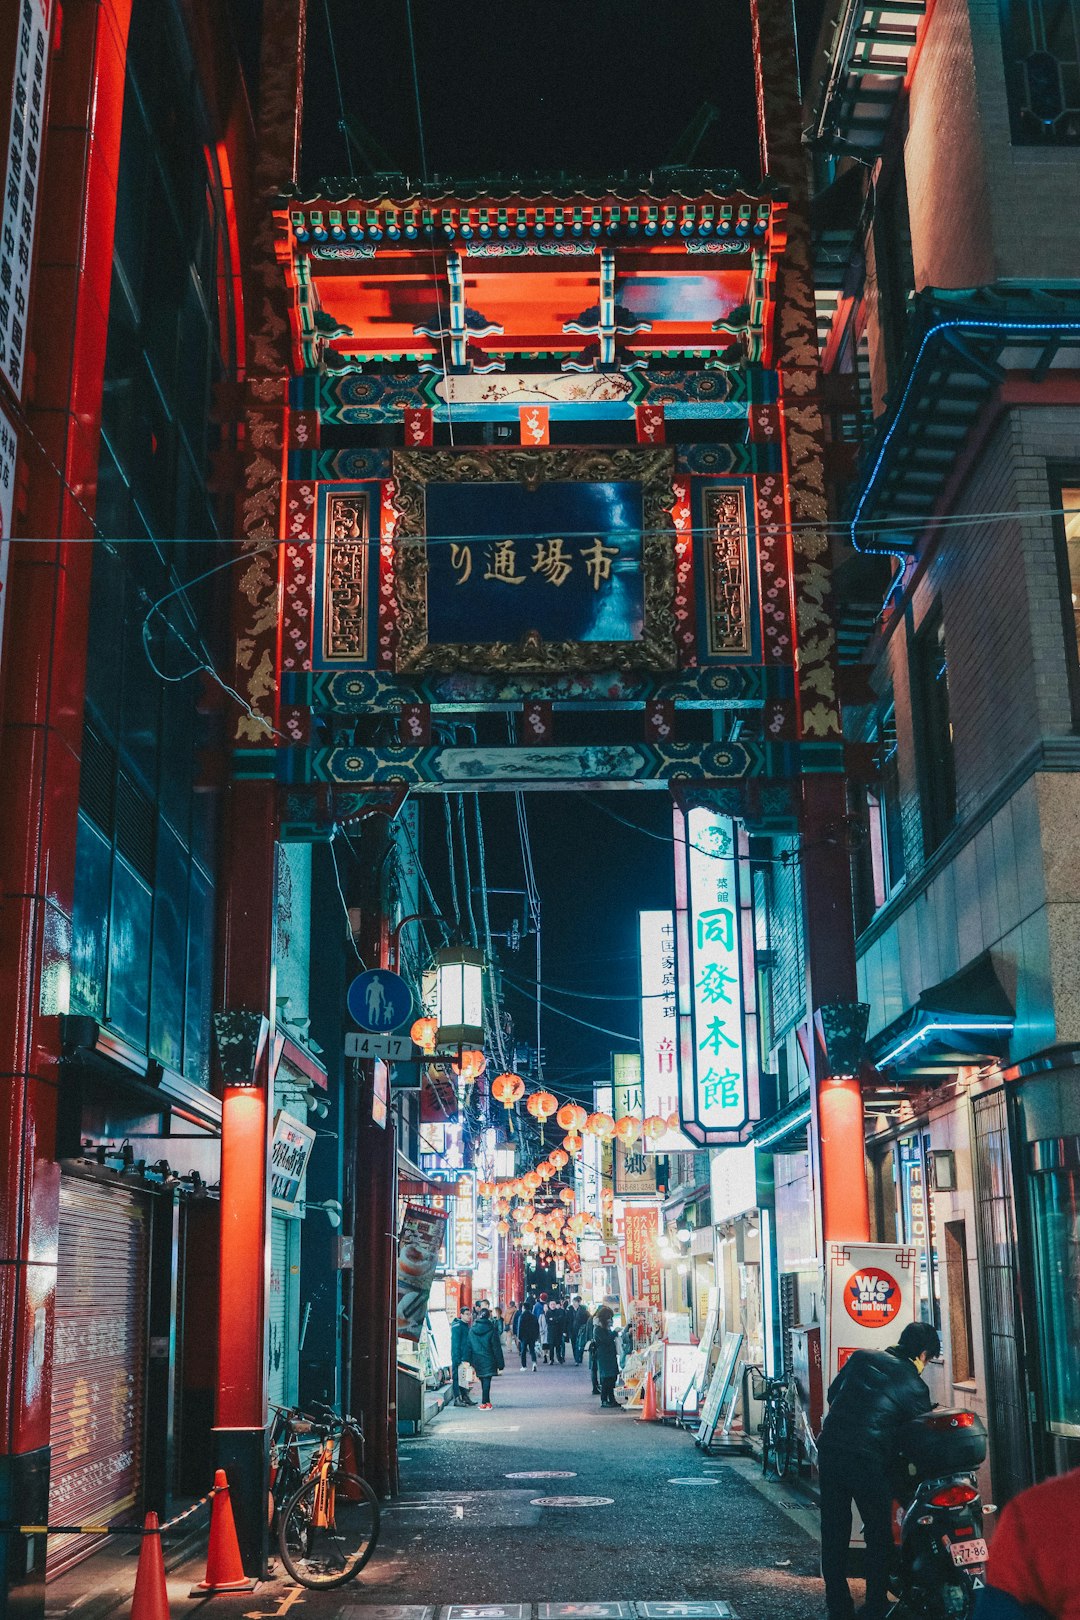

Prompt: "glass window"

[1056,482,1080,721]
[1000,0,1080,144]
[1029,1161,1080,1433]
[912,607,957,857]
[870,702,906,898]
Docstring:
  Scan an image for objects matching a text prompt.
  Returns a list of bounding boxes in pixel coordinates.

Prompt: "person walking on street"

[817,1321,941,1620]
[517,1297,540,1369]
[466,1302,505,1409]
[585,1311,600,1392]
[450,1304,475,1406]
[593,1305,622,1407]
[538,1294,554,1363]
[548,1300,566,1364]
[571,1297,590,1366]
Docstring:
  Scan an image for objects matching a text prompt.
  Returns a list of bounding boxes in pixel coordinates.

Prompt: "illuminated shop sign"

[639,910,694,1153]
[675,807,759,1144]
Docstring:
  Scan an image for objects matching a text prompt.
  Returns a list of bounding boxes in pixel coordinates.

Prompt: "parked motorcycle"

[890,1408,990,1620]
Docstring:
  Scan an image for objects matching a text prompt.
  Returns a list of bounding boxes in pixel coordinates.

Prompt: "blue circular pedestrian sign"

[347,969,414,1033]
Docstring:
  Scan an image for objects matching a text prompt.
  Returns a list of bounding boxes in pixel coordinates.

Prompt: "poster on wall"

[825,1242,919,1389]
[397,1203,450,1342]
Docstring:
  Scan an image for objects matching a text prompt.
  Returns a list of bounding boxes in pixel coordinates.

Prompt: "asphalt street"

[89,1355,827,1620]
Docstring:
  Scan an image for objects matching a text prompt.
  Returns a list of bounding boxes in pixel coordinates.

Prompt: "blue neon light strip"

[851,316,1080,557]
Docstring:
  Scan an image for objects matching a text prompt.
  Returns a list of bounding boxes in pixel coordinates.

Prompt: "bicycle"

[269,1402,380,1588]
[752,1369,798,1481]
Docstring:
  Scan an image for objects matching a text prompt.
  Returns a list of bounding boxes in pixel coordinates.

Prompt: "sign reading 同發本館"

[825,1242,919,1389]
[270,1110,316,1208]
[675,806,759,1144]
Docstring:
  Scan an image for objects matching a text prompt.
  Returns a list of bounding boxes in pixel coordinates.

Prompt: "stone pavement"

[47,1357,826,1620]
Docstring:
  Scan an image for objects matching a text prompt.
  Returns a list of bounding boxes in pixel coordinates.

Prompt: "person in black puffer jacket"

[817,1320,940,1620]
[592,1305,622,1407]
[466,1303,505,1408]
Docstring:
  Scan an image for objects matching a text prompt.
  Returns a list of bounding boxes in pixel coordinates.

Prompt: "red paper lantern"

[410,1015,438,1055]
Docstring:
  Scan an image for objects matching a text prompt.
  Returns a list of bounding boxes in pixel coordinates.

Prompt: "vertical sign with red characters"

[624,1204,663,1347]
[825,1242,919,1390]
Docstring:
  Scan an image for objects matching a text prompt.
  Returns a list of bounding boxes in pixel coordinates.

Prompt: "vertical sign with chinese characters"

[623,1204,663,1347]
[676,806,758,1142]
[453,1170,476,1270]
[1,0,51,396]
[612,1053,656,1199]
[639,911,693,1152]
[0,402,16,668]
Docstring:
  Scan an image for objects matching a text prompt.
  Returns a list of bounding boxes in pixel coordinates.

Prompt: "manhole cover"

[504,1470,577,1480]
[667,1477,722,1486]
[530,1495,614,1507]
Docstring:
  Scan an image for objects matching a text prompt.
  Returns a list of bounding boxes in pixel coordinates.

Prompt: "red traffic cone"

[638,1369,660,1422]
[131,1513,170,1620]
[191,1470,257,1594]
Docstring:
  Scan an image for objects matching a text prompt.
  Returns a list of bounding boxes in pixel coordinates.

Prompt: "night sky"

[301,4,822,1098]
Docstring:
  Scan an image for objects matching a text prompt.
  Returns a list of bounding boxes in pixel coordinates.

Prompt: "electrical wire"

[321,0,355,180]
[502,975,639,1046]
[330,832,367,968]
[442,796,462,934]
[456,795,479,948]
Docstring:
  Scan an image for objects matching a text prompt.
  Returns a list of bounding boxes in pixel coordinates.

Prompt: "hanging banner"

[639,911,693,1152]
[421,1068,459,1124]
[397,1202,450,1341]
[403,406,433,446]
[623,1204,663,1346]
[825,1242,920,1388]
[675,806,759,1143]
[612,1053,656,1197]
[635,403,666,444]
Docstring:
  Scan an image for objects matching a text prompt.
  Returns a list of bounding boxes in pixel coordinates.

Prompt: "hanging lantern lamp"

[666,1110,682,1133]
[548,1147,569,1170]
[410,1015,438,1055]
[497,1219,510,1236]
[556,1102,588,1133]
[614,1114,640,1146]
[643,1113,667,1143]
[491,1071,525,1124]
[586,1111,615,1141]
[434,945,485,1047]
[562,1133,583,1155]
[523,1169,541,1191]
[559,1186,575,1205]
[452,1047,487,1083]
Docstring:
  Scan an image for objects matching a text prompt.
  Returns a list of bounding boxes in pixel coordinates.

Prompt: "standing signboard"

[825,1242,919,1389]
[695,1328,744,1449]
[397,1203,450,1342]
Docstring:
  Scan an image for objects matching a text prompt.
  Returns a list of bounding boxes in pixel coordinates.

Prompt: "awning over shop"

[397,1152,460,1198]
[866,952,1015,1075]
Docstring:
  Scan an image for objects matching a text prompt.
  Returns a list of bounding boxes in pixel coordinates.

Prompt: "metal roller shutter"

[269,1215,289,1409]
[48,1179,150,1576]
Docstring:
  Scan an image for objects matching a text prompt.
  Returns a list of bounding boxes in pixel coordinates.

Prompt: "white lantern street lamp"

[434,946,485,1048]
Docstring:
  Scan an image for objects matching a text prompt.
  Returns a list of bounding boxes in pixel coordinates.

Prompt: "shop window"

[869,702,906,900]
[1029,1158,1080,1434]
[1000,0,1080,144]
[911,607,957,857]
[1054,479,1080,724]
[944,1220,975,1383]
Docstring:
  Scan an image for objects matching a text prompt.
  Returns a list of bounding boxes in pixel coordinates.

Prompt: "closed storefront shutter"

[48,1179,150,1575]
[269,1215,290,1409]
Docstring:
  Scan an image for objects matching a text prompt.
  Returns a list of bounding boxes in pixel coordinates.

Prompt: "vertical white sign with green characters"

[682,808,749,1137]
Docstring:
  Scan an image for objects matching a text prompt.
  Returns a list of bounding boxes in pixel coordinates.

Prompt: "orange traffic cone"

[638,1369,660,1422]
[191,1470,257,1594]
[131,1513,170,1620]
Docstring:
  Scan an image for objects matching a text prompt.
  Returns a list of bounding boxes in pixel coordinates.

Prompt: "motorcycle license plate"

[949,1539,988,1568]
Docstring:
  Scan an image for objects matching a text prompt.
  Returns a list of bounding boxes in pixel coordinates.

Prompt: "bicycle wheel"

[278,1468,380,1589]
[773,1405,795,1480]
[760,1406,775,1477]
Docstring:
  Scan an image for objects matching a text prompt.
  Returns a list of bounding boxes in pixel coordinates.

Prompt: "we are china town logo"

[843,1266,900,1329]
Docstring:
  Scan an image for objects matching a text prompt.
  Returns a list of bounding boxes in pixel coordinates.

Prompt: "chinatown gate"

[213,0,872,1575]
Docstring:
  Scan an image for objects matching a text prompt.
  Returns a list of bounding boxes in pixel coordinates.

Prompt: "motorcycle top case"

[901,1409,988,1475]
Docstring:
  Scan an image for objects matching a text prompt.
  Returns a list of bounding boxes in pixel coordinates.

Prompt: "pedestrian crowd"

[448,1291,630,1410]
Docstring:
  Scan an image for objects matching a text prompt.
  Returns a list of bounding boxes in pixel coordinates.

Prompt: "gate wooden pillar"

[749,0,870,1243]
[212,0,306,1576]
